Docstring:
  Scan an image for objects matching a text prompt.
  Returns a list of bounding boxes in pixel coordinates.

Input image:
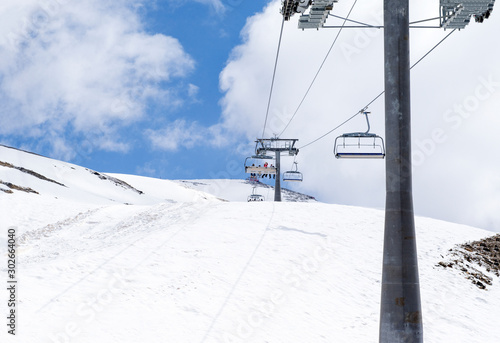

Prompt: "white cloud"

[188,83,200,99]
[217,0,500,232]
[147,118,230,152]
[0,0,194,157]
[165,0,227,15]
[147,119,206,151]
[193,0,226,14]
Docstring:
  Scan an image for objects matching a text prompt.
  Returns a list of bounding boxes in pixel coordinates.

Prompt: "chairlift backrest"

[283,171,303,182]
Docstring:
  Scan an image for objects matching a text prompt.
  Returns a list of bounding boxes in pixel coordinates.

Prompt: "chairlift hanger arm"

[363,111,371,134]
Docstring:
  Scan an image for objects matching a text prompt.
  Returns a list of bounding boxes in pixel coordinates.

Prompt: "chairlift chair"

[244,155,277,175]
[283,162,303,182]
[334,111,386,159]
[247,187,265,202]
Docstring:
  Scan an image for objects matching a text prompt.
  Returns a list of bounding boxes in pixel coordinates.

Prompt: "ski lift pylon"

[334,111,386,159]
[283,162,303,182]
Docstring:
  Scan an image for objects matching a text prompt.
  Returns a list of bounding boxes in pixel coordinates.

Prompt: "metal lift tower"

[280,0,496,341]
[381,0,496,337]
[255,138,299,202]
[381,0,422,342]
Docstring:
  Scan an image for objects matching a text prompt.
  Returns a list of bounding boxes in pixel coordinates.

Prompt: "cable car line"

[410,28,456,69]
[199,203,276,342]
[409,17,444,25]
[327,13,383,28]
[299,111,360,150]
[278,0,359,138]
[298,28,457,150]
[262,16,286,139]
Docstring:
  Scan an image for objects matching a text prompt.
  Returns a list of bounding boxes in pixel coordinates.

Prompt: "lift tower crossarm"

[255,138,299,155]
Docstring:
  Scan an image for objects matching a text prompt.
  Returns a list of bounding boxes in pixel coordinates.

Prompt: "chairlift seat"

[248,186,264,201]
[247,194,265,202]
[244,155,276,174]
[334,133,386,159]
[335,152,385,159]
[245,166,277,174]
[283,171,303,182]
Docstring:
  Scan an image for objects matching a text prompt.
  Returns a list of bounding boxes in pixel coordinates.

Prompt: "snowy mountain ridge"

[1,144,500,343]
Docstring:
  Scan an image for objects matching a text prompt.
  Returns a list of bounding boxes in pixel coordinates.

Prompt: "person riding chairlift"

[262,162,269,178]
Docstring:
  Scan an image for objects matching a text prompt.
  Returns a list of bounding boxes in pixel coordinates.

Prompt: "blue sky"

[0,0,269,180]
[1,0,500,232]
[83,1,269,179]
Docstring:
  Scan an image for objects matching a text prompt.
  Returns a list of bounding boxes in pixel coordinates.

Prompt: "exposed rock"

[437,234,500,290]
[0,160,66,187]
[0,180,39,194]
[85,168,143,194]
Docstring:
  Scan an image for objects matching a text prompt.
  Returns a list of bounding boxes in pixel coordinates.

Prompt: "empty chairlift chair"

[247,187,265,202]
[283,162,303,182]
[334,111,386,159]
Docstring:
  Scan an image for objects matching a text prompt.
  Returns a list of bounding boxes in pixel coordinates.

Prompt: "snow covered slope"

[1,145,500,343]
[0,145,218,232]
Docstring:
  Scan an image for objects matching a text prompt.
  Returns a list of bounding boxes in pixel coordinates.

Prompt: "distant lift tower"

[281,0,337,29]
[255,138,299,202]
[441,0,495,29]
